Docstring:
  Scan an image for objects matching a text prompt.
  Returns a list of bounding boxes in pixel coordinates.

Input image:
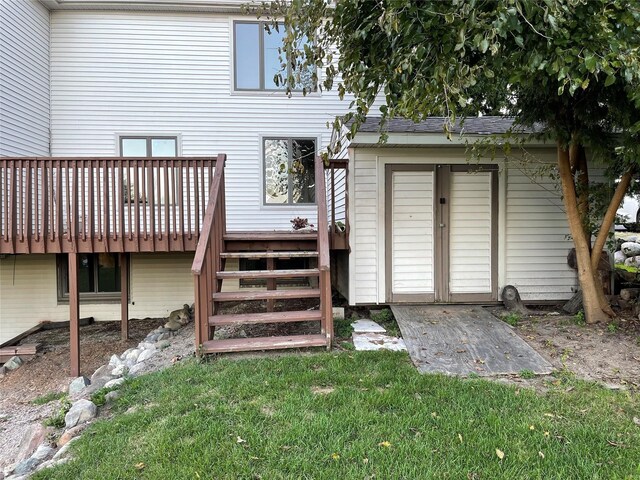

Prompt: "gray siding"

[0,0,50,156]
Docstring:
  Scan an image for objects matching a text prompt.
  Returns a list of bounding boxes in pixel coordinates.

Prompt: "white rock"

[108,354,124,367]
[64,399,97,429]
[53,437,79,460]
[614,250,627,264]
[125,348,141,363]
[137,342,155,350]
[111,364,127,377]
[351,319,387,333]
[104,391,121,403]
[104,378,125,389]
[90,364,115,386]
[352,333,407,352]
[68,376,90,395]
[137,349,156,363]
[621,242,640,257]
[11,445,55,476]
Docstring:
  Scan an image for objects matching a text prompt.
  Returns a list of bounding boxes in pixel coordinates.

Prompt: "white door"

[389,169,435,301]
[448,171,493,299]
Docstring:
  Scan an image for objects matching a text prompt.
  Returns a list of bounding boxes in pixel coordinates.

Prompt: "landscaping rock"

[68,376,90,395]
[0,365,7,377]
[12,424,49,468]
[11,444,54,476]
[4,356,23,371]
[53,437,78,461]
[621,242,640,257]
[111,364,127,377]
[164,319,182,331]
[124,348,141,363]
[58,425,85,447]
[104,390,121,403]
[614,250,627,264]
[128,363,146,376]
[109,354,124,367]
[157,332,172,341]
[90,364,114,383]
[145,333,160,343]
[137,342,154,350]
[104,377,125,389]
[156,339,171,349]
[137,348,156,363]
[64,399,97,429]
[624,256,640,267]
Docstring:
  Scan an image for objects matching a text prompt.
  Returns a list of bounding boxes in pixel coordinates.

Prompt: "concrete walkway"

[391,305,553,376]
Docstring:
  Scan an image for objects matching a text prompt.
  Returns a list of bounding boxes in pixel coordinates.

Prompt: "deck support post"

[68,252,80,377]
[120,253,129,341]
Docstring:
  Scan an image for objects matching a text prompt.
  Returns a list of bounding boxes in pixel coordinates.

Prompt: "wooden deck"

[391,305,553,376]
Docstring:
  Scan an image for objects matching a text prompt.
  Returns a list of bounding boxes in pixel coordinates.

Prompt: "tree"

[260,0,640,324]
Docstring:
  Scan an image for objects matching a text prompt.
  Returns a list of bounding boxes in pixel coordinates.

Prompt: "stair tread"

[224,231,318,241]
[201,334,327,353]
[212,288,321,301]
[217,268,319,279]
[220,251,318,259]
[209,310,322,326]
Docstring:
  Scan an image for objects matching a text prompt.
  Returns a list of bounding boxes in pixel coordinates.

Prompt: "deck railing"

[316,155,334,347]
[324,158,349,250]
[191,154,226,349]
[0,157,217,253]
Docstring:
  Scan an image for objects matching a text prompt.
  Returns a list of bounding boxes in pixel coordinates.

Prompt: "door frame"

[385,163,499,303]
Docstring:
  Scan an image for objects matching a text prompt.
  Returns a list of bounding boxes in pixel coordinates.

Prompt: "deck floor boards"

[391,305,553,376]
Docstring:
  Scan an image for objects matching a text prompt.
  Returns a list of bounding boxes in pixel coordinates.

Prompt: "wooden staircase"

[191,155,333,354]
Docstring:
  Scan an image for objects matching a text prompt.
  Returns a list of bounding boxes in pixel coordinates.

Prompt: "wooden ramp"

[391,305,553,376]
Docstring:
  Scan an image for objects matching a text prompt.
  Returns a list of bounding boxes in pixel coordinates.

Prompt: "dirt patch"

[489,306,640,389]
[311,386,335,395]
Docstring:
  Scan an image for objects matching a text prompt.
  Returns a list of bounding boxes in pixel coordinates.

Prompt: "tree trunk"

[570,143,591,247]
[557,142,608,324]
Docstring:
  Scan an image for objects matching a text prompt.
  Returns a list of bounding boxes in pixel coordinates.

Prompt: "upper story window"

[234,21,315,92]
[264,138,316,204]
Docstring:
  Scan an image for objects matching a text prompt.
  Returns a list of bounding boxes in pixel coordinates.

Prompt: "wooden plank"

[68,252,80,377]
[216,268,320,279]
[209,310,322,326]
[391,305,553,376]
[223,231,318,241]
[0,324,43,348]
[201,334,327,353]
[212,288,320,302]
[120,252,128,341]
[219,251,318,259]
[0,344,40,356]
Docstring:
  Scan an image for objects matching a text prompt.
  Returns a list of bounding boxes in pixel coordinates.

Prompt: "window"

[264,138,316,204]
[57,253,124,302]
[233,21,316,92]
[120,136,177,203]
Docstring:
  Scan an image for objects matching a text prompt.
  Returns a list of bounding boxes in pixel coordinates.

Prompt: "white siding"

[0,253,195,345]
[449,172,492,294]
[505,162,576,301]
[49,11,348,231]
[0,0,50,156]
[350,152,378,303]
[391,170,434,294]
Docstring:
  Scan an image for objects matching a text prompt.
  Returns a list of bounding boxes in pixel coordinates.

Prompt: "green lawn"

[34,351,639,479]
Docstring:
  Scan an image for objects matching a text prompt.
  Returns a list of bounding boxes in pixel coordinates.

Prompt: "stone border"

[2,315,191,480]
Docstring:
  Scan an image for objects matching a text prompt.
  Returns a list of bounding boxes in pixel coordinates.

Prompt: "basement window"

[57,253,126,303]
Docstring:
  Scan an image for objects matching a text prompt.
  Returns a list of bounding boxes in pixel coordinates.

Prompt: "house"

[0,0,578,375]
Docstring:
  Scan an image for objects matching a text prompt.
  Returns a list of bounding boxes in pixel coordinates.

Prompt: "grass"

[43,397,72,429]
[33,352,640,480]
[371,308,401,336]
[31,391,67,406]
[502,312,521,327]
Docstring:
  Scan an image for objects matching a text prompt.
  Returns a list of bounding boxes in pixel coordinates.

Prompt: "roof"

[357,116,533,135]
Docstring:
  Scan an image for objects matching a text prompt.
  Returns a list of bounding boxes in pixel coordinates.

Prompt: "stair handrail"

[315,155,333,347]
[192,153,226,350]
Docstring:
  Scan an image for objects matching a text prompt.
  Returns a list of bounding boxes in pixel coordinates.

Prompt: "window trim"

[56,254,129,305]
[262,136,318,206]
[119,136,178,157]
[233,20,316,93]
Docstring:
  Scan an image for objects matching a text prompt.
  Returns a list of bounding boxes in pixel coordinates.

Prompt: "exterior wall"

[0,0,50,156]
[49,10,348,231]
[348,147,577,305]
[0,252,194,345]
